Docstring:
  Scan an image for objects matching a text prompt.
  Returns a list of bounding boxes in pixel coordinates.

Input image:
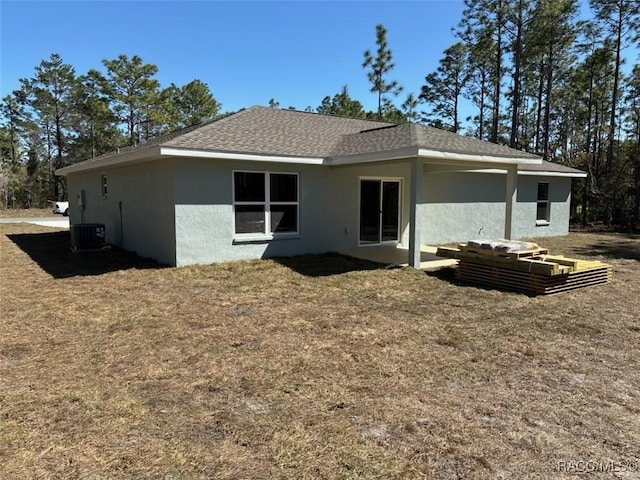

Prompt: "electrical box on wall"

[77,190,86,209]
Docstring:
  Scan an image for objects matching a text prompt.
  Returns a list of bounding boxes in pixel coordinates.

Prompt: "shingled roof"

[59,106,584,176]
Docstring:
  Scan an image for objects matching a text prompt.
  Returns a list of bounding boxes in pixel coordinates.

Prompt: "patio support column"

[504,165,518,240]
[408,158,423,268]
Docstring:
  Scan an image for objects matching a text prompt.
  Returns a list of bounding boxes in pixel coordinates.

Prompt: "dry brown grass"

[1,224,639,479]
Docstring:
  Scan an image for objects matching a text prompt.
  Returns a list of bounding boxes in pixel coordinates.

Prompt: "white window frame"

[101,175,108,197]
[536,182,550,226]
[358,176,403,246]
[232,170,300,240]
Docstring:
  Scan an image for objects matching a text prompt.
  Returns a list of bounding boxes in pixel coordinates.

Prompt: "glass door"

[359,179,401,244]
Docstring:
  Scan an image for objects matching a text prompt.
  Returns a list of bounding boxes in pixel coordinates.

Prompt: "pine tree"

[362,24,402,120]
[89,54,161,145]
[420,43,469,132]
[590,0,640,172]
[18,53,78,199]
[316,86,365,118]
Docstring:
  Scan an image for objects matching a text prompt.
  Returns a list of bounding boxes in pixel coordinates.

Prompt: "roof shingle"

[59,106,584,176]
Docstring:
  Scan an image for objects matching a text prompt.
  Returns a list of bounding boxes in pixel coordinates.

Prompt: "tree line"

[420,0,639,228]
[1,0,638,229]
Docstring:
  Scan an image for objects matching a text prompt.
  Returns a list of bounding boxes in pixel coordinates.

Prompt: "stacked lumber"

[436,240,611,295]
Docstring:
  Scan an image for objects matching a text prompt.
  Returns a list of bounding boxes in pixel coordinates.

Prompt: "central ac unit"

[71,223,106,251]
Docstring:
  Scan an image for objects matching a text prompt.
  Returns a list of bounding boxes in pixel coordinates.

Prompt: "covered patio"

[341,244,457,271]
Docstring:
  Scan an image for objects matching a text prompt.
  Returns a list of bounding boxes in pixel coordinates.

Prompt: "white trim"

[358,176,403,246]
[57,145,552,176]
[161,147,324,165]
[536,182,551,224]
[330,148,418,166]
[518,170,587,178]
[329,147,541,166]
[417,148,541,165]
[428,167,586,178]
[232,170,300,238]
[56,146,162,175]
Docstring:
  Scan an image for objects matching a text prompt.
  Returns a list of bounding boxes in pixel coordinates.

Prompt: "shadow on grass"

[569,235,640,262]
[8,230,164,279]
[273,253,390,277]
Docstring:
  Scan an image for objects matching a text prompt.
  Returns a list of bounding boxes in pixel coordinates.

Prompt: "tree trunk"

[534,60,544,154]
[509,2,523,149]
[582,64,595,226]
[479,72,486,140]
[491,10,503,144]
[542,43,553,161]
[606,7,623,174]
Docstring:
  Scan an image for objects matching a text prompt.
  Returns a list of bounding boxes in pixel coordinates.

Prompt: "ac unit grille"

[71,224,106,251]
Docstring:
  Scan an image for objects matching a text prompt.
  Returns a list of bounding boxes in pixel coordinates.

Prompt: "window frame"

[536,182,550,225]
[232,170,300,240]
[101,175,108,197]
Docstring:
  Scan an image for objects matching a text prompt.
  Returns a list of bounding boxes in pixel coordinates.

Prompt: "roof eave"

[160,147,324,165]
[518,170,587,178]
[328,147,542,166]
[56,145,161,176]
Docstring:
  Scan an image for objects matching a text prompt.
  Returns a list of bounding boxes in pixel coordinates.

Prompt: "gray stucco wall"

[173,158,411,266]
[66,159,177,265]
[421,170,572,244]
[65,157,574,267]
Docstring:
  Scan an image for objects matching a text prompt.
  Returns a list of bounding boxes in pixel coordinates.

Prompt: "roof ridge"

[250,105,397,126]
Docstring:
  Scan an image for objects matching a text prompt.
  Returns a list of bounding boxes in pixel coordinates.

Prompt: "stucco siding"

[420,171,572,244]
[173,159,412,266]
[67,156,574,267]
[514,175,571,238]
[66,159,176,265]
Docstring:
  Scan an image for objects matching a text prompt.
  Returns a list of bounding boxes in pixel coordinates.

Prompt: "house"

[56,106,586,268]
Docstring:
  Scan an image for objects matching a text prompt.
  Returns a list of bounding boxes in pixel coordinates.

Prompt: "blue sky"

[1,0,467,113]
[0,1,636,119]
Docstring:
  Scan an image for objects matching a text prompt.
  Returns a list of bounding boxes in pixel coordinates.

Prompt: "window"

[101,175,108,197]
[536,182,549,224]
[233,171,298,236]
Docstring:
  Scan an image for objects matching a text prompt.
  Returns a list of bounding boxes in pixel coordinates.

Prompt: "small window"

[101,175,108,197]
[536,182,549,224]
[233,171,299,236]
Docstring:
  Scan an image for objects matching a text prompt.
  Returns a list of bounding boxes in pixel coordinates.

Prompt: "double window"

[536,182,550,224]
[233,171,298,236]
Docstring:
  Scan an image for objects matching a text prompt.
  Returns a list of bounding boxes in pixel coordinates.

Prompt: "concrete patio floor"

[341,245,457,271]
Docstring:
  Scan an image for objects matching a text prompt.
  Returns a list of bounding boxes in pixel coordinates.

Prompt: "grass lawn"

[0,208,53,218]
[1,224,639,479]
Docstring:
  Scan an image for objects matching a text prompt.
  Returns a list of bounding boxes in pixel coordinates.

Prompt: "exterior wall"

[66,156,574,267]
[515,175,571,238]
[66,159,176,265]
[420,169,572,244]
[173,158,412,266]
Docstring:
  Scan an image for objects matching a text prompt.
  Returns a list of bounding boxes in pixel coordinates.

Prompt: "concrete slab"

[341,245,457,271]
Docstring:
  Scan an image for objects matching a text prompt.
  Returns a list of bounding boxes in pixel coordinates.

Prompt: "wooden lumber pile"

[436,240,611,295]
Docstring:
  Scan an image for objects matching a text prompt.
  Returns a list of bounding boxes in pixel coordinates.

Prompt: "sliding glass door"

[359,179,401,244]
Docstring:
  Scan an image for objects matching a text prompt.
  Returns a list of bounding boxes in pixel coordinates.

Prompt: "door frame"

[358,176,403,246]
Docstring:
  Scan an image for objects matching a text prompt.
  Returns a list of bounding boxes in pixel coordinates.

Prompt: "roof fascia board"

[329,147,542,166]
[160,147,324,165]
[518,170,587,178]
[328,147,420,166]
[432,167,587,178]
[56,146,161,176]
[417,148,541,165]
